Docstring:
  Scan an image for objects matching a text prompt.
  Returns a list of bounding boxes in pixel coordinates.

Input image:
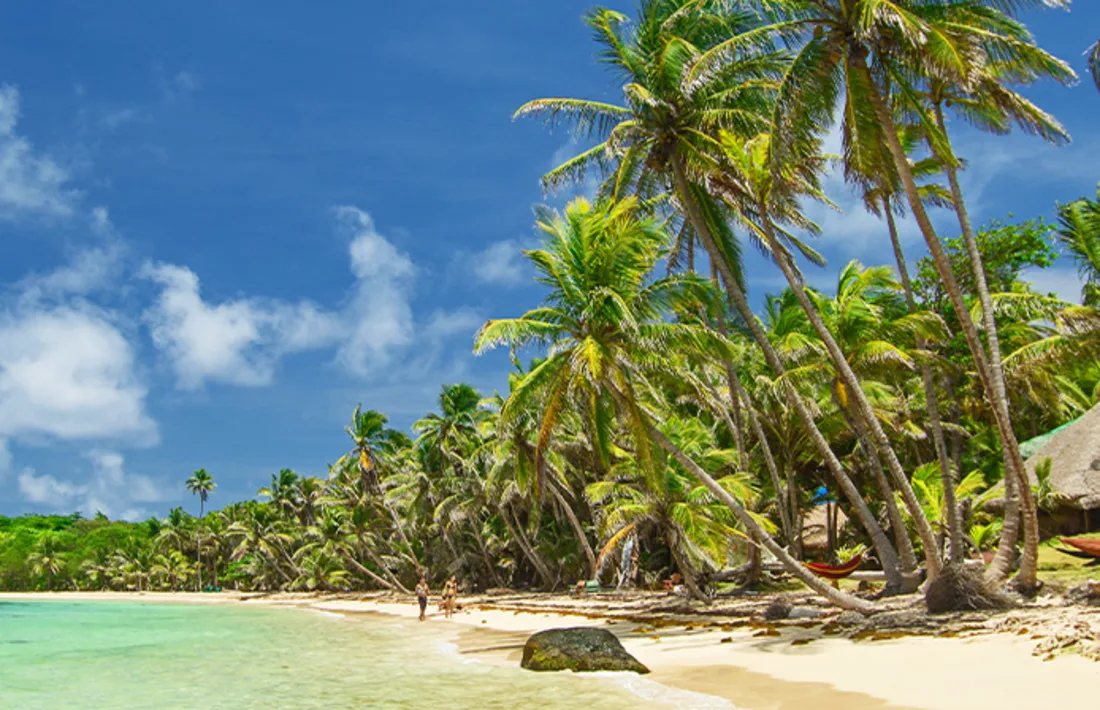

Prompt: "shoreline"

[5,591,1099,709]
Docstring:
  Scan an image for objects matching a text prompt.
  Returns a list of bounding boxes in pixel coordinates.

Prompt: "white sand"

[8,592,1098,709]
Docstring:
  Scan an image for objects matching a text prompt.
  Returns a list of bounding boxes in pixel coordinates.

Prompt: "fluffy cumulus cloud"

[141,263,341,389]
[335,206,417,374]
[141,206,432,388]
[0,305,156,443]
[0,85,78,220]
[18,450,169,520]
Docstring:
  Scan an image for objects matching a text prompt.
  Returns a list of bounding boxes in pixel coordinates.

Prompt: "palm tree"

[28,534,67,591]
[346,405,419,574]
[711,129,942,585]
[475,196,873,610]
[761,0,1068,594]
[259,469,302,520]
[186,469,216,591]
[588,414,759,600]
[516,2,903,591]
[1056,185,1100,306]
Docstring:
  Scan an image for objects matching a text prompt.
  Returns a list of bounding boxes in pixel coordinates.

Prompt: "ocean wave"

[599,673,738,710]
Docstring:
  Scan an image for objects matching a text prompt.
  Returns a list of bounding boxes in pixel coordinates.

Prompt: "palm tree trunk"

[710,263,793,545]
[761,219,941,578]
[347,553,400,591]
[866,77,1036,590]
[884,200,965,563]
[472,524,505,589]
[930,103,1039,586]
[612,384,874,612]
[500,504,556,589]
[731,371,793,547]
[840,400,919,584]
[669,155,903,591]
[197,499,204,592]
[360,534,411,593]
[666,527,708,602]
[549,479,598,580]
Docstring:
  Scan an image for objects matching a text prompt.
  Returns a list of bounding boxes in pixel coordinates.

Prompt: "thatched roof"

[801,504,848,553]
[1023,403,1100,510]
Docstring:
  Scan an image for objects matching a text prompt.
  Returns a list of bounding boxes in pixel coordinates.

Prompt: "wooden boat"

[1059,537,1100,561]
[804,554,864,581]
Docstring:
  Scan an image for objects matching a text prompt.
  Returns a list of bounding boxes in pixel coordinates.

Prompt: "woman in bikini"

[442,575,457,619]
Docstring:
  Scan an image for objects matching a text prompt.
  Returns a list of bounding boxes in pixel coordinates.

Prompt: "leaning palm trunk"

[930,105,1039,587]
[615,387,874,612]
[499,503,556,589]
[711,265,793,544]
[761,216,941,580]
[666,527,708,602]
[548,474,599,580]
[841,402,919,579]
[866,78,1035,590]
[884,201,965,563]
[669,155,904,591]
[731,371,794,547]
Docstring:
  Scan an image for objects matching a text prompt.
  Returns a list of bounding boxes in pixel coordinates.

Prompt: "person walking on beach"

[442,575,458,619]
[415,576,430,621]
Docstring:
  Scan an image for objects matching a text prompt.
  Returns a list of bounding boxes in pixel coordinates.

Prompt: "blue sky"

[1,2,1097,520]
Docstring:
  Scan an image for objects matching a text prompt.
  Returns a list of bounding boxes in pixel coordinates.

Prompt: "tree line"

[3,1,1099,612]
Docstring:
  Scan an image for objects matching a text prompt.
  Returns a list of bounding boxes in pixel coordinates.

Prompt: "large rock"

[520,627,650,674]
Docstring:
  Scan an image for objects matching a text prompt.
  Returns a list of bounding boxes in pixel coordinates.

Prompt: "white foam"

[308,609,345,619]
[600,672,738,709]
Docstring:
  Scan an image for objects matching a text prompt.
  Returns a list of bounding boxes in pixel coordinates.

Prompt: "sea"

[0,600,731,709]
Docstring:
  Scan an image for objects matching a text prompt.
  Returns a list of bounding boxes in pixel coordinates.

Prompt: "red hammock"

[1060,537,1100,558]
[804,554,864,581]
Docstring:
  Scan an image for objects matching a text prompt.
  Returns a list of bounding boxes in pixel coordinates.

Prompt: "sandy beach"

[6,590,1098,710]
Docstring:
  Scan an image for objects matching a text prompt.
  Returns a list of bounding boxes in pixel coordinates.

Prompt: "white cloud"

[0,305,156,443]
[17,241,125,304]
[142,207,479,388]
[0,437,10,478]
[466,239,528,287]
[334,206,417,376]
[423,307,484,342]
[141,263,341,389]
[0,85,78,220]
[18,450,169,521]
[101,108,141,130]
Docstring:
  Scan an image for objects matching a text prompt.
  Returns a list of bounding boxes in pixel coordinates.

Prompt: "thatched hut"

[801,504,848,558]
[1022,403,1100,534]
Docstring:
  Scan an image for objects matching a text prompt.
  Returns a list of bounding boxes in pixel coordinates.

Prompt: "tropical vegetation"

[2,1,1097,612]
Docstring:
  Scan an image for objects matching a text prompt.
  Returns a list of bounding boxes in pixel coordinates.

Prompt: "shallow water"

[0,601,731,709]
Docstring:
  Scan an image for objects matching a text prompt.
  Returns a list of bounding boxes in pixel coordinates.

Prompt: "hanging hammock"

[804,554,864,581]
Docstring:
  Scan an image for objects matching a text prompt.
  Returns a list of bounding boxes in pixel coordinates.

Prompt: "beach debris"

[763,599,792,621]
[1065,580,1100,606]
[520,627,650,674]
[720,636,733,643]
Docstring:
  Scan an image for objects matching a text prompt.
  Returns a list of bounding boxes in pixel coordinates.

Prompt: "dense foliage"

[2,1,1096,610]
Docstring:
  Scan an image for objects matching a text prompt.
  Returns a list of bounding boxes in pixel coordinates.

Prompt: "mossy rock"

[520,627,650,674]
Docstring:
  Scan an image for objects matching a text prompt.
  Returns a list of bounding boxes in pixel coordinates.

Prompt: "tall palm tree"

[515,2,904,590]
[186,469,216,591]
[761,0,1068,593]
[345,405,419,574]
[475,196,873,610]
[711,129,941,584]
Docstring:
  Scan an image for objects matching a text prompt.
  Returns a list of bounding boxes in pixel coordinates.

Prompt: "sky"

[1,1,1097,520]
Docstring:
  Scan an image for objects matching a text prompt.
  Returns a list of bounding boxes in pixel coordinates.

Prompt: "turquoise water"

[0,601,728,709]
